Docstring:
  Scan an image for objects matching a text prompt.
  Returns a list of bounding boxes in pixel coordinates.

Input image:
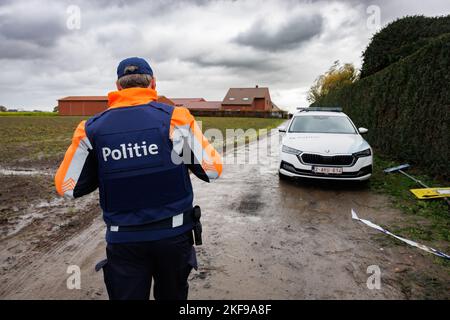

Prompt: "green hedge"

[361,15,450,78]
[313,34,450,179]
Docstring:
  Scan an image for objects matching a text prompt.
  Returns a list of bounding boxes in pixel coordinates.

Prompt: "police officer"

[55,57,223,300]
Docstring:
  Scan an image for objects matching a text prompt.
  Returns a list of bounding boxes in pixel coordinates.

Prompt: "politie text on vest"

[102,141,159,162]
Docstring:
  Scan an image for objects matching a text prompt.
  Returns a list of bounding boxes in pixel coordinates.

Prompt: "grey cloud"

[1,0,449,111]
[308,0,387,5]
[234,14,324,51]
[186,54,279,71]
[0,11,66,48]
[0,37,49,59]
[0,2,68,60]
[78,0,209,16]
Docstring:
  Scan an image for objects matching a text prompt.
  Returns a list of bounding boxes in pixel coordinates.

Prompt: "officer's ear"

[116,80,123,91]
[150,76,156,90]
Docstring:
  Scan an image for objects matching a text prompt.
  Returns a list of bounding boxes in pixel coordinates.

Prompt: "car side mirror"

[358,127,368,134]
[278,127,286,133]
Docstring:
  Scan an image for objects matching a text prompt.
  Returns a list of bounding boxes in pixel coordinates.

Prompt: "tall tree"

[307,61,359,104]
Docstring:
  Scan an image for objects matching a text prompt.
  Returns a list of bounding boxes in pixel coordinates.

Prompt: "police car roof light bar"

[300,107,343,112]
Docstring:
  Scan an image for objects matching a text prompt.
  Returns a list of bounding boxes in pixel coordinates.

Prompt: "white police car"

[279,108,373,181]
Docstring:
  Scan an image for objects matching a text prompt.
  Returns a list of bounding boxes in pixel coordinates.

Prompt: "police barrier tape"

[351,209,450,260]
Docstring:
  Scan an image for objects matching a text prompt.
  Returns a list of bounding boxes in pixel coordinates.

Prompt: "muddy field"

[0,120,449,299]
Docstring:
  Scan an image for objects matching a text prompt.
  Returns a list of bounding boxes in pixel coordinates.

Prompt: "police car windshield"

[289,115,356,134]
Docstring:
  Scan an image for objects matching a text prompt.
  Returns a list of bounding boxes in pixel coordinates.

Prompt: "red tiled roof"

[222,87,270,105]
[184,101,222,110]
[171,98,205,106]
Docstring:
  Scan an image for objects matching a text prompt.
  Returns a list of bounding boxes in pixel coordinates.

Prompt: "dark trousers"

[100,231,197,300]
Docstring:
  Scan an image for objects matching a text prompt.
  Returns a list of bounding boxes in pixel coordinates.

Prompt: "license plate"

[313,166,343,175]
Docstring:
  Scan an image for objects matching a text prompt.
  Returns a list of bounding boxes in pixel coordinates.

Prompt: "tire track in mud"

[1,132,449,299]
[188,133,449,299]
[0,189,107,299]
[1,215,107,299]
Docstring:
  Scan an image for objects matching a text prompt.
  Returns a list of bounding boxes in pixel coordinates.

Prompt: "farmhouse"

[57,86,284,116]
[222,86,279,111]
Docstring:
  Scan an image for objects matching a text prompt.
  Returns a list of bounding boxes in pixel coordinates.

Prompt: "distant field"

[197,116,284,142]
[0,112,56,116]
[0,116,284,169]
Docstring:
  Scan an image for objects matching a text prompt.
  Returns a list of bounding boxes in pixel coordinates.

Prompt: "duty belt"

[107,208,194,232]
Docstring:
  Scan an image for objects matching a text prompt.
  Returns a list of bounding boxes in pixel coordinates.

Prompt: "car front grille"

[300,153,354,166]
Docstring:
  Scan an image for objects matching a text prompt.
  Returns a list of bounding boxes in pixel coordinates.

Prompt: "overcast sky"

[0,0,449,112]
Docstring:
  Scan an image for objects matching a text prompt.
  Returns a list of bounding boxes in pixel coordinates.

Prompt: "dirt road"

[1,132,449,299]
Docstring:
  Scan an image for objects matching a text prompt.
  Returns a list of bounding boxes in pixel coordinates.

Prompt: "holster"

[192,205,202,246]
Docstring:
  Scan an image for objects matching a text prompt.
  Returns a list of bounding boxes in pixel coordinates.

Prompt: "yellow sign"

[410,188,450,199]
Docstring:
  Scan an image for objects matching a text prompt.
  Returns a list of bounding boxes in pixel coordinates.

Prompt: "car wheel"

[359,179,370,188]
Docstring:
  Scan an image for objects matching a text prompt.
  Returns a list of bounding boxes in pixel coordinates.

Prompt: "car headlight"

[353,148,372,157]
[282,145,301,155]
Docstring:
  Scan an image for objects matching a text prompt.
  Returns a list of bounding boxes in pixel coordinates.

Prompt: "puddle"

[5,212,46,238]
[1,192,99,239]
[237,198,264,214]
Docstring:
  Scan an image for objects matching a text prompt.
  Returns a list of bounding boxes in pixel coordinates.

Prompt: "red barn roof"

[171,98,206,106]
[184,101,222,110]
[58,96,107,101]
